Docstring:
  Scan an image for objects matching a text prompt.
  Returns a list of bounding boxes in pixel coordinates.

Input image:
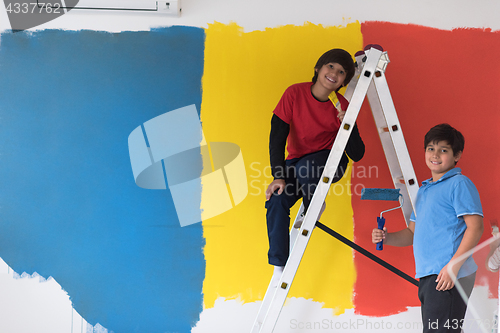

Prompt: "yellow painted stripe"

[201,21,363,313]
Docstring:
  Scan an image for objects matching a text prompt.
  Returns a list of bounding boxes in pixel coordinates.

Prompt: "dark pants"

[419,272,476,333]
[265,150,348,266]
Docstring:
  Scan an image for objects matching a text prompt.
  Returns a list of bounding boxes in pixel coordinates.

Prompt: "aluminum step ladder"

[251,46,419,333]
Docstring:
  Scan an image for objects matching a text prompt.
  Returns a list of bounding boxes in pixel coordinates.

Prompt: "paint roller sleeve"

[360,188,401,201]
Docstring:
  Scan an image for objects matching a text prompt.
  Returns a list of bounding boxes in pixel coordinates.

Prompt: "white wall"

[1,0,500,33]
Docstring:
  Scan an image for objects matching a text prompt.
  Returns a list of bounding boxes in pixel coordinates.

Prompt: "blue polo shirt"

[410,168,483,279]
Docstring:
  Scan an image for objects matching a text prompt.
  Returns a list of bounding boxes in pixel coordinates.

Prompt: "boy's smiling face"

[314,62,347,93]
[425,140,462,181]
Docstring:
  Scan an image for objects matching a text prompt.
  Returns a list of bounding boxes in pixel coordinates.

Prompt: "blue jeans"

[265,150,348,266]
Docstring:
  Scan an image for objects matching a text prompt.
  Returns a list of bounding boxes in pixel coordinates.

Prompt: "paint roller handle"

[376,217,385,251]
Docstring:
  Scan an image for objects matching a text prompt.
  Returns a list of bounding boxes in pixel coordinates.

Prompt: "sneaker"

[293,202,326,229]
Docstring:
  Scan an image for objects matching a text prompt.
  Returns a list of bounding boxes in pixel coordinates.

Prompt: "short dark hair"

[312,49,355,88]
[424,123,465,156]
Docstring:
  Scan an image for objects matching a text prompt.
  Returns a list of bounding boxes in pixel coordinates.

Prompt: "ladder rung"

[396,177,417,186]
[381,125,399,133]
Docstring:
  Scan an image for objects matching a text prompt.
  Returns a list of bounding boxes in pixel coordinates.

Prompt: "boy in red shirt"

[265,49,365,277]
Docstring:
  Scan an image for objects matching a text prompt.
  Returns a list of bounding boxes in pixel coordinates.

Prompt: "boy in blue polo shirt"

[372,123,484,333]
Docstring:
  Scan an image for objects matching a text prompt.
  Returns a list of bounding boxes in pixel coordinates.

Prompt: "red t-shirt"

[273,82,349,160]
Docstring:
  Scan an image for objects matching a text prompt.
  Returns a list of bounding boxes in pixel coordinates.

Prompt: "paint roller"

[491,219,499,236]
[486,219,500,272]
[360,188,404,251]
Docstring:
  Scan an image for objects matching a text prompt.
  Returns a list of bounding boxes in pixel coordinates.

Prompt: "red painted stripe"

[354,21,500,316]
